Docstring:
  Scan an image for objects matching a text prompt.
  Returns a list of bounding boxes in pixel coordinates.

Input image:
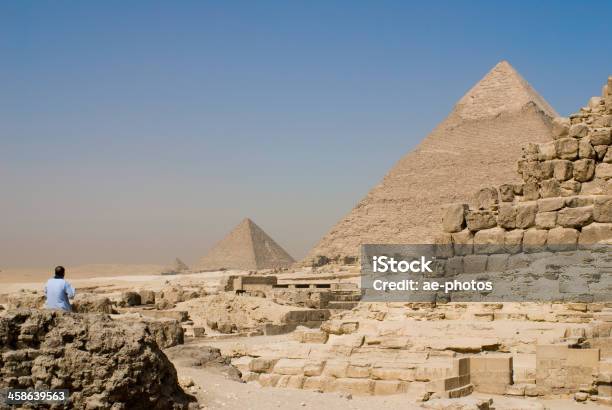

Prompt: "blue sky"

[1,1,611,267]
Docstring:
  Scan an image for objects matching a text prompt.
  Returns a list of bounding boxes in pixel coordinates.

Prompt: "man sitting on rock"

[44,266,76,311]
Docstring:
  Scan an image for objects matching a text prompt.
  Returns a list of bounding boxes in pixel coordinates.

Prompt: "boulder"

[121,291,142,307]
[0,309,195,409]
[443,204,468,233]
[72,294,114,314]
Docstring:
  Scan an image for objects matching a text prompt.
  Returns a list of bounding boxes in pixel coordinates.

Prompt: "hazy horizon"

[2,1,612,268]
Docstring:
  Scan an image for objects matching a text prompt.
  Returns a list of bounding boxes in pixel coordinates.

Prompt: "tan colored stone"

[557,206,594,228]
[573,159,596,182]
[547,227,578,251]
[594,196,612,222]
[466,210,497,231]
[535,212,557,229]
[442,204,468,233]
[523,182,540,200]
[538,142,556,160]
[504,229,524,253]
[497,205,516,229]
[515,203,537,229]
[590,128,612,145]
[551,117,570,138]
[472,187,499,210]
[578,139,596,159]
[555,137,579,160]
[474,227,506,254]
[451,229,474,256]
[523,229,548,252]
[499,184,515,202]
[560,180,582,196]
[579,223,612,244]
[568,123,588,138]
[537,197,564,212]
[596,163,612,180]
[540,179,561,197]
[553,160,573,181]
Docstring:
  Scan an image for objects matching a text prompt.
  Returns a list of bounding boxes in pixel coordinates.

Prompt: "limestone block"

[596,145,609,161]
[523,229,548,252]
[121,291,141,306]
[302,376,335,392]
[594,196,612,222]
[573,159,596,182]
[272,359,306,375]
[322,360,349,378]
[380,336,410,349]
[275,375,305,389]
[332,378,373,395]
[560,180,582,196]
[553,160,573,181]
[596,163,612,180]
[565,195,596,207]
[258,373,281,387]
[370,366,416,382]
[249,358,278,373]
[538,142,557,160]
[463,254,488,273]
[547,227,579,251]
[551,117,570,138]
[472,187,499,210]
[451,230,473,256]
[555,138,579,160]
[557,206,594,228]
[540,179,561,197]
[303,360,325,377]
[578,139,596,159]
[486,253,509,272]
[373,380,406,395]
[568,123,589,138]
[536,211,557,229]
[499,184,515,202]
[513,184,524,195]
[537,197,565,212]
[504,229,524,253]
[474,227,506,254]
[346,364,371,378]
[523,182,540,200]
[302,330,329,344]
[131,290,154,306]
[443,204,468,233]
[579,223,612,244]
[604,147,612,163]
[497,205,516,229]
[566,348,599,367]
[515,203,537,229]
[590,128,612,145]
[466,210,497,231]
[231,356,253,373]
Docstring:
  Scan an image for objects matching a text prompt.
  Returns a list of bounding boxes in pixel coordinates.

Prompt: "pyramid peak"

[454,61,557,120]
[198,218,295,271]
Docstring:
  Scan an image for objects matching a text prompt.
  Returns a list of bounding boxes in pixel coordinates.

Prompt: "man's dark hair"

[54,266,65,279]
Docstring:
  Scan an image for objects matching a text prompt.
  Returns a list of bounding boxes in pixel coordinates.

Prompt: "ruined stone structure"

[198,218,295,271]
[440,76,612,252]
[305,61,558,265]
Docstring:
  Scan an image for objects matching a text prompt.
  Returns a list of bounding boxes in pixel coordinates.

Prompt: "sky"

[1,1,611,268]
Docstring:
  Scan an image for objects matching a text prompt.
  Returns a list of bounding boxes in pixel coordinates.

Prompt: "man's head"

[54,266,65,279]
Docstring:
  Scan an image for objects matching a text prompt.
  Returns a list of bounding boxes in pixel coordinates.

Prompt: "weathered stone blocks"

[515,203,537,229]
[573,159,596,182]
[594,195,612,222]
[557,206,594,228]
[555,138,579,160]
[443,204,468,233]
[466,210,497,231]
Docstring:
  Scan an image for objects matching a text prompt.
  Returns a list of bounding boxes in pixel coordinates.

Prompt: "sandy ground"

[0,264,166,284]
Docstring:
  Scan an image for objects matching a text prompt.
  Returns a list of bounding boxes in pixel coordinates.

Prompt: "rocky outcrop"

[0,309,195,409]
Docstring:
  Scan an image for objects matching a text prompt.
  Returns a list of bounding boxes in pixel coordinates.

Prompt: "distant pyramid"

[305,61,558,263]
[198,218,295,271]
[162,257,189,274]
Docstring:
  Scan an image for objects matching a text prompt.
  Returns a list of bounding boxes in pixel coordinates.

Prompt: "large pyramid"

[198,218,295,271]
[305,61,559,263]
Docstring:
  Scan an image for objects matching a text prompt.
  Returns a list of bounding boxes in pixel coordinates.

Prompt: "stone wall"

[441,76,612,254]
